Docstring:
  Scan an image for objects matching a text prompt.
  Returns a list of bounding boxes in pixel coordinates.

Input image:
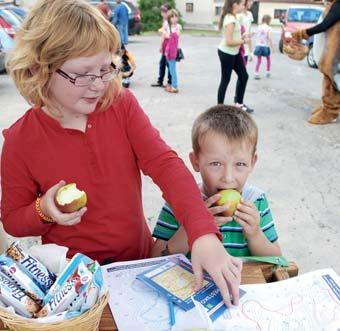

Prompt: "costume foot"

[308,110,338,124]
[311,106,322,115]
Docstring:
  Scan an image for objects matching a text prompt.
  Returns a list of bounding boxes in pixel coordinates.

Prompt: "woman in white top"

[217,0,253,113]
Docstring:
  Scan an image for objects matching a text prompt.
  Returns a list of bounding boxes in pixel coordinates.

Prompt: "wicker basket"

[283,40,308,61]
[0,292,108,331]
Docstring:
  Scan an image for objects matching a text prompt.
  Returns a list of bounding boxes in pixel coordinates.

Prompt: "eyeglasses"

[56,63,120,87]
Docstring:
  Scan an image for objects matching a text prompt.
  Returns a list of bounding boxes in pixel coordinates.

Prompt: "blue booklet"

[137,256,246,321]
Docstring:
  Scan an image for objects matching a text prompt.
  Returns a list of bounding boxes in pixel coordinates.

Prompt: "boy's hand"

[40,180,87,226]
[233,199,261,237]
[205,194,233,227]
[168,226,189,254]
[191,234,242,307]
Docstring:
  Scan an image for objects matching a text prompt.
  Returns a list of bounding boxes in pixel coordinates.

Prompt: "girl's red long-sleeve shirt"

[1,90,220,264]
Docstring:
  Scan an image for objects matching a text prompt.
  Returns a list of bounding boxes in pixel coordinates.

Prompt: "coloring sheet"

[103,256,340,331]
[220,268,340,331]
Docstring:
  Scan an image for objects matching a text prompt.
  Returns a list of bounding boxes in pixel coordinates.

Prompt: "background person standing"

[151,4,172,88]
[253,15,274,79]
[113,0,129,45]
[217,0,253,113]
[238,0,254,63]
[164,9,181,93]
[96,0,112,20]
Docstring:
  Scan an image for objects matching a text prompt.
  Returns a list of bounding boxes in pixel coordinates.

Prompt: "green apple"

[55,183,87,213]
[215,189,241,217]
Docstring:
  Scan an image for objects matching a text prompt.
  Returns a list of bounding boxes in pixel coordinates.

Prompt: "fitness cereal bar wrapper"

[68,260,103,313]
[35,310,82,323]
[37,261,92,317]
[43,253,93,303]
[6,242,56,293]
[79,260,103,312]
[68,290,86,312]
[0,271,40,318]
[0,255,45,303]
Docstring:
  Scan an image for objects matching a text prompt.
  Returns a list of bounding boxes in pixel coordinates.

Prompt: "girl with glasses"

[1,0,242,308]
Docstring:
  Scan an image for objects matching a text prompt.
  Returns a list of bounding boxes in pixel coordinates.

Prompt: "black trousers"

[217,49,248,105]
[158,54,172,85]
[235,56,248,103]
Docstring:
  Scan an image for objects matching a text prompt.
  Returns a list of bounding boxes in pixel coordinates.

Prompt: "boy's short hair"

[192,105,258,155]
[7,0,121,115]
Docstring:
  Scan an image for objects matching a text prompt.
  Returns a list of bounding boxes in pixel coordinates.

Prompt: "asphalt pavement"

[0,32,339,274]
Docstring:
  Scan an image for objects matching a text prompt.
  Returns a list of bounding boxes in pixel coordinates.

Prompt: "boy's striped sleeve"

[256,193,278,242]
[152,202,180,241]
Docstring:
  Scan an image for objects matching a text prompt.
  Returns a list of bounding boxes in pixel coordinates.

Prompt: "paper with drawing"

[102,255,340,331]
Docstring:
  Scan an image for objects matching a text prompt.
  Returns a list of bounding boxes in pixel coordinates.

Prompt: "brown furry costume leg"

[292,0,340,124]
[308,75,340,124]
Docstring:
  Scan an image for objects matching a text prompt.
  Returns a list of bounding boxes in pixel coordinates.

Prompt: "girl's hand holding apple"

[39,180,87,226]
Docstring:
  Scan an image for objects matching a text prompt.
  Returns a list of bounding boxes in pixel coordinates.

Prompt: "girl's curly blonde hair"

[7,0,121,115]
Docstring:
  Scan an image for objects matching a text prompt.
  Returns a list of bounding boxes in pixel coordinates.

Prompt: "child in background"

[163,9,181,93]
[234,0,254,107]
[217,0,253,113]
[238,0,254,64]
[254,15,274,79]
[120,44,136,88]
[152,105,282,258]
[2,0,242,307]
[151,3,172,88]
[96,0,112,21]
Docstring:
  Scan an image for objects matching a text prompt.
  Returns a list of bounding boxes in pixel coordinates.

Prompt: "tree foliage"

[138,0,177,32]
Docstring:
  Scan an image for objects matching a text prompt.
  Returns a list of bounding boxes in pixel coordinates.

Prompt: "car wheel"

[279,39,283,53]
[307,44,318,69]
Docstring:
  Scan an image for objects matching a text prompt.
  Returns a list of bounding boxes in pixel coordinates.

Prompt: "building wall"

[176,0,323,28]
[176,0,215,28]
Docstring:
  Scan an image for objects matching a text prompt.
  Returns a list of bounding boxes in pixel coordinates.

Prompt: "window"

[287,8,323,23]
[186,3,194,13]
[274,9,286,20]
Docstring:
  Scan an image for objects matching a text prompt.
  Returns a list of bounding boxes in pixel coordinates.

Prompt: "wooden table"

[0,261,298,331]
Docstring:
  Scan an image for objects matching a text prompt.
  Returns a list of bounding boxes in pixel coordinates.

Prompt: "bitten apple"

[215,189,241,217]
[55,183,87,213]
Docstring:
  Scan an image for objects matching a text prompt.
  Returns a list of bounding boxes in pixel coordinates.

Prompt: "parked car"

[0,42,5,73]
[0,7,21,29]
[279,6,323,54]
[0,16,15,38]
[0,0,22,5]
[89,0,141,35]
[0,7,21,38]
[5,5,27,20]
[0,25,14,73]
